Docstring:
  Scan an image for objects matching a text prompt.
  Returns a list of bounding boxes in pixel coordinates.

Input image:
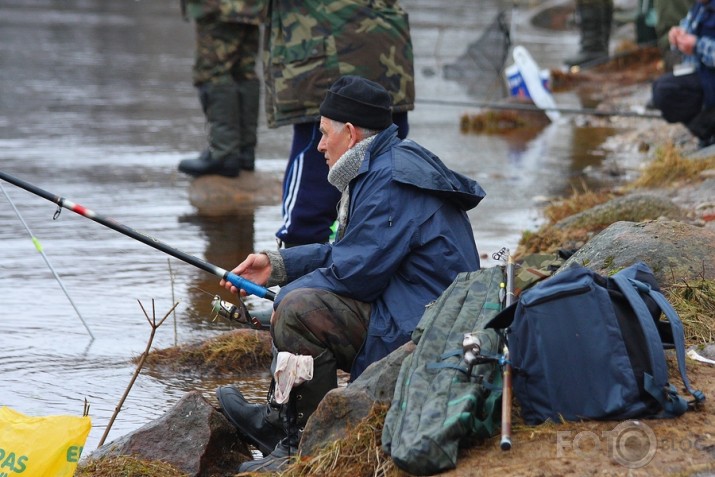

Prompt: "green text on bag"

[0,406,91,477]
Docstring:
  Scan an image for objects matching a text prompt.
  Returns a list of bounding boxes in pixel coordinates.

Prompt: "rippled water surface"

[0,0,616,450]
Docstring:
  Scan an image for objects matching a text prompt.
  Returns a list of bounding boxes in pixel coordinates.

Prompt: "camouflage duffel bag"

[382,266,506,475]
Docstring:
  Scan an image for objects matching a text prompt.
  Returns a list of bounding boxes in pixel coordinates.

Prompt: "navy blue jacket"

[683,0,715,106]
[275,125,484,378]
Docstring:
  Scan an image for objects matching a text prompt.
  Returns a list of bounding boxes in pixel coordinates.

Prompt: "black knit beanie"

[319,75,393,130]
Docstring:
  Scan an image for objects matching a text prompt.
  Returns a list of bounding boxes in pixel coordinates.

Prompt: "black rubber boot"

[565,0,612,68]
[215,385,285,456]
[238,351,338,473]
[236,79,259,171]
[178,82,242,177]
[178,151,241,177]
[237,421,300,473]
[686,107,715,148]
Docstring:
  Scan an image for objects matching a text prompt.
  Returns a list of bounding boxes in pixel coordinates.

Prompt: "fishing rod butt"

[500,436,512,451]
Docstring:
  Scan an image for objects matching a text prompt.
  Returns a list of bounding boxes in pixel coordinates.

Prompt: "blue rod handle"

[225,272,276,301]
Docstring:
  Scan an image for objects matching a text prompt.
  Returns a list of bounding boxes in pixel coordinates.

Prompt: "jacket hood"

[365,125,486,211]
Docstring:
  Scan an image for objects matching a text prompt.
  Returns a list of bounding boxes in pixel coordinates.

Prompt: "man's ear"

[345,122,361,148]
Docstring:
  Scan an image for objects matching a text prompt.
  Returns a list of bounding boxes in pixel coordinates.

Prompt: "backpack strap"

[426,349,470,375]
[629,277,705,403]
[426,348,505,381]
[613,274,705,413]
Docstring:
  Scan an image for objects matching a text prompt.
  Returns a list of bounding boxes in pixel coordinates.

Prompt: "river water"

[0,0,619,450]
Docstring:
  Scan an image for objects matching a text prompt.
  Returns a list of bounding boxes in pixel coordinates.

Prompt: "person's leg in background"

[275,112,409,247]
[179,20,260,177]
[232,25,261,171]
[565,0,613,68]
[686,107,715,148]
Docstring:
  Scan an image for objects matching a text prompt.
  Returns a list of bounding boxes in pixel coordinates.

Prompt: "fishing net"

[443,10,511,99]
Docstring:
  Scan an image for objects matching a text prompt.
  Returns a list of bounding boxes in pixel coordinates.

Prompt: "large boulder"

[88,391,250,477]
[554,193,685,231]
[560,219,715,285]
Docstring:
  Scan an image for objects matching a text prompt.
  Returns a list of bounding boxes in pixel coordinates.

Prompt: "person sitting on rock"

[651,0,715,148]
[214,75,485,473]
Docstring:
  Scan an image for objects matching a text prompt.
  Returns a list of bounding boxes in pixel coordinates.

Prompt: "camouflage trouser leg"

[192,18,260,86]
[271,289,371,374]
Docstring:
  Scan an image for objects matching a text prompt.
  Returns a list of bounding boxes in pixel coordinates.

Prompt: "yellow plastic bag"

[0,406,91,477]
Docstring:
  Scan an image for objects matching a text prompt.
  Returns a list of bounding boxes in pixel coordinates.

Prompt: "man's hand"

[669,26,697,55]
[675,32,698,56]
[220,253,272,296]
[668,26,685,46]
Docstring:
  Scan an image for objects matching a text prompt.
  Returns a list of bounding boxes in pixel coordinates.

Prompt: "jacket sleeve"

[696,35,715,68]
[275,170,420,307]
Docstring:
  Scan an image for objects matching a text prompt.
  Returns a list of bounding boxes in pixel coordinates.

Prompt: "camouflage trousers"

[192,17,259,86]
[271,289,371,375]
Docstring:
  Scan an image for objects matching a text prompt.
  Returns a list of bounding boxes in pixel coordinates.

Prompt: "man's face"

[317,117,352,169]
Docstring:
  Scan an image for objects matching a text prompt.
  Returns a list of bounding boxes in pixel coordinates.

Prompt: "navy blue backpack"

[489,261,705,424]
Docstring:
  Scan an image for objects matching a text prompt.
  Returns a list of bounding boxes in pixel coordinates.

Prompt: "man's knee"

[274,288,324,319]
[652,72,704,123]
[272,289,331,348]
[272,288,369,357]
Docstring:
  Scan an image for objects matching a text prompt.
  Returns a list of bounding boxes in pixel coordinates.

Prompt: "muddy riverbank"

[79,57,715,476]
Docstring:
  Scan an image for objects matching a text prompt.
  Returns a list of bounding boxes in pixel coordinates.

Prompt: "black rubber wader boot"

[237,78,259,171]
[238,350,338,473]
[178,81,242,177]
[687,107,715,149]
[565,0,613,68]
[215,384,285,457]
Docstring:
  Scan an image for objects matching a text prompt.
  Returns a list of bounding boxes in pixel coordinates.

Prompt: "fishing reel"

[463,331,499,365]
[462,331,502,379]
[211,295,266,330]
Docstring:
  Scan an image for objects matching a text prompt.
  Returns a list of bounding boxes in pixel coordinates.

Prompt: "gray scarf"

[327,135,376,240]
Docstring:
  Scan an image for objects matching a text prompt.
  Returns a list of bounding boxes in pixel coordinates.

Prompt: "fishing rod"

[500,251,515,451]
[0,181,95,339]
[0,171,276,301]
[417,98,662,119]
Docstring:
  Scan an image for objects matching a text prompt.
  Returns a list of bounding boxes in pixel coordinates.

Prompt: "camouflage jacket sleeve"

[263,0,416,128]
[186,0,268,24]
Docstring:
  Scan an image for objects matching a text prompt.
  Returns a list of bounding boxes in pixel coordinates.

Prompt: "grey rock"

[88,391,250,477]
[554,193,685,231]
[560,219,715,286]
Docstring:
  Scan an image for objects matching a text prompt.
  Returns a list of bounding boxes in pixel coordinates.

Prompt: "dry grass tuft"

[75,455,188,477]
[460,110,529,134]
[515,227,589,258]
[543,187,615,224]
[277,403,403,477]
[514,183,615,258]
[141,329,272,376]
[630,143,715,189]
[666,279,715,346]
[593,44,662,72]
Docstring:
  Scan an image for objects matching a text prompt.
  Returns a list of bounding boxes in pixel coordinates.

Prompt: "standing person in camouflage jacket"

[264,0,416,247]
[178,0,267,177]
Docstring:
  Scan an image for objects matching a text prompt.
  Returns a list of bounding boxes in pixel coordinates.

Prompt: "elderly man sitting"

[216,75,486,472]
